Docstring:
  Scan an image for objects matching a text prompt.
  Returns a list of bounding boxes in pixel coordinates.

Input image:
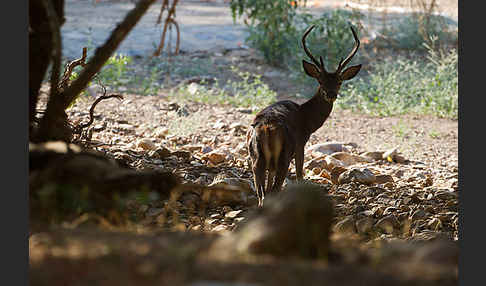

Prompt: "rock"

[137,138,157,151]
[311,167,321,175]
[146,207,164,217]
[225,210,243,219]
[330,152,373,166]
[187,82,200,95]
[319,169,331,180]
[183,144,204,152]
[148,147,172,159]
[208,182,334,260]
[154,127,169,139]
[382,146,407,163]
[305,142,351,156]
[138,204,149,213]
[382,146,399,160]
[203,177,254,206]
[355,217,375,234]
[375,215,399,234]
[333,216,357,234]
[201,146,213,154]
[361,151,385,161]
[324,156,345,171]
[201,150,227,165]
[411,209,427,220]
[303,156,328,170]
[212,225,228,232]
[212,121,227,130]
[338,168,376,185]
[171,150,192,160]
[427,217,442,231]
[375,174,394,184]
[330,166,348,184]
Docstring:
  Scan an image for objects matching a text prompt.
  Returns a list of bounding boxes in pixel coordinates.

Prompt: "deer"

[246,24,362,207]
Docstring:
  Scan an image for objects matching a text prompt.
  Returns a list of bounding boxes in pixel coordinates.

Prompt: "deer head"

[302,25,362,103]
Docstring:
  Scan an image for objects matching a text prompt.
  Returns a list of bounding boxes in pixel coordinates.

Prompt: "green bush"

[381,14,457,51]
[230,0,307,66]
[337,40,457,119]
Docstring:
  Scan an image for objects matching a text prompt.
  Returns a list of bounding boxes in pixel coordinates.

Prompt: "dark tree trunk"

[29,0,65,139]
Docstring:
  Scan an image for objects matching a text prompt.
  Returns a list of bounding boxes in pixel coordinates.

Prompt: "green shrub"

[230,0,307,66]
[337,40,457,119]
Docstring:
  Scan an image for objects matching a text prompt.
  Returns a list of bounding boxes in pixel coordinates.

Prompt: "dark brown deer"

[247,25,362,207]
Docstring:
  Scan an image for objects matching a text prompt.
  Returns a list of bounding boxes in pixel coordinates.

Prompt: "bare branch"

[59,47,88,90]
[73,93,124,134]
[61,0,157,110]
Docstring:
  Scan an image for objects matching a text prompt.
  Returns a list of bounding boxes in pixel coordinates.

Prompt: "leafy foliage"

[230,0,307,66]
[338,40,457,119]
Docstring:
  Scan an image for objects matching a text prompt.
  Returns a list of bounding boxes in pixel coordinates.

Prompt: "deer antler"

[302,25,327,73]
[336,26,360,73]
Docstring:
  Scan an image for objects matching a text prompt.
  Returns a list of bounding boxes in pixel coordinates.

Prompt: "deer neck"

[299,88,334,135]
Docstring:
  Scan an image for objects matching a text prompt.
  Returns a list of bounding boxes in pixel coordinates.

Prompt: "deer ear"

[302,60,320,79]
[340,64,362,80]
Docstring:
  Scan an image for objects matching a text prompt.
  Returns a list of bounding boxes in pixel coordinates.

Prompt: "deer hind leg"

[251,152,267,207]
[271,152,290,193]
[294,144,305,181]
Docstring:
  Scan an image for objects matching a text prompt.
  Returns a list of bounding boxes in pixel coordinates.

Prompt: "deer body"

[247,25,362,207]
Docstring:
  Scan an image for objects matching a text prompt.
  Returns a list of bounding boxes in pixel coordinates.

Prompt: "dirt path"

[61,0,457,59]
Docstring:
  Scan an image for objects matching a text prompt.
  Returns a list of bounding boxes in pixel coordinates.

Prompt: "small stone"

[375,215,398,234]
[205,218,218,225]
[155,127,169,139]
[382,146,399,161]
[411,209,427,220]
[304,156,328,170]
[171,150,192,160]
[225,210,243,219]
[137,138,157,151]
[201,146,213,154]
[333,216,356,234]
[330,166,348,184]
[324,156,345,171]
[330,152,373,165]
[202,150,227,165]
[146,207,164,217]
[375,174,394,184]
[312,167,321,175]
[356,217,375,234]
[212,225,228,232]
[319,169,331,180]
[148,147,172,159]
[338,168,376,185]
[306,142,350,156]
[210,213,222,219]
[362,151,385,161]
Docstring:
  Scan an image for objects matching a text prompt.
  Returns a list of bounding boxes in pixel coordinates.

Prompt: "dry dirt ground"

[30,1,458,285]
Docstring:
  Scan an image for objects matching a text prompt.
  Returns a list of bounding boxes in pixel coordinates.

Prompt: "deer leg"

[295,145,305,181]
[266,170,276,194]
[252,159,267,207]
[271,154,290,193]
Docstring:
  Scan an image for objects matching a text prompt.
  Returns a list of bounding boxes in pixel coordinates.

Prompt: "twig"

[59,47,88,90]
[73,93,124,134]
[153,0,180,56]
[61,0,157,111]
